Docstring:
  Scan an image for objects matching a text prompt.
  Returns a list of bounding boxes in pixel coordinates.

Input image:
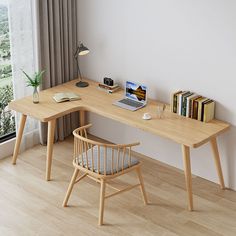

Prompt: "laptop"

[113,81,147,111]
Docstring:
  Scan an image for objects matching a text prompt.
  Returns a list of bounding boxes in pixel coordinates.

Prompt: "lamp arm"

[74,46,79,58]
[76,56,82,81]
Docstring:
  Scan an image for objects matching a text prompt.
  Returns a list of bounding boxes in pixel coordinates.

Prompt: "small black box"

[103,77,114,86]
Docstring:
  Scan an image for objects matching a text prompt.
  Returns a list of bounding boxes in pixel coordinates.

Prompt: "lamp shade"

[78,43,89,56]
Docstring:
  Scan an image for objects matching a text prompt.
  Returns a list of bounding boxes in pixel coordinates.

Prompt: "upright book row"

[171,91,215,122]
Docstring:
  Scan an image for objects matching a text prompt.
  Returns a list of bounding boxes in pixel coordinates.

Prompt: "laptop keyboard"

[119,98,143,108]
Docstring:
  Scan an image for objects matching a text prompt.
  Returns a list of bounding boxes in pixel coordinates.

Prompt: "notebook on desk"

[113,81,147,111]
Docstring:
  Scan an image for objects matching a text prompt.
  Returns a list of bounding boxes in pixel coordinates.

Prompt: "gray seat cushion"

[76,145,139,175]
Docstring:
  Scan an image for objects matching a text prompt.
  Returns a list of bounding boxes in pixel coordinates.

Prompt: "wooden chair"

[62,124,148,225]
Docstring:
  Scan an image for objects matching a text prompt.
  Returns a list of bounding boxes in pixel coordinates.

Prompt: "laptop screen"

[125,81,147,102]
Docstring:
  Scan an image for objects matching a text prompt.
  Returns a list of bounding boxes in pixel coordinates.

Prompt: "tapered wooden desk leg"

[12,114,27,164]
[46,119,56,181]
[182,145,193,211]
[80,110,85,127]
[210,137,225,189]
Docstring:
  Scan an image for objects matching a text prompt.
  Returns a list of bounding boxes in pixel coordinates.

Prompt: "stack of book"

[97,83,120,93]
[171,91,215,122]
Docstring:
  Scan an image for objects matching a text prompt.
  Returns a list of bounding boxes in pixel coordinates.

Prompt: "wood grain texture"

[46,119,56,181]
[79,110,86,127]
[9,78,230,148]
[62,168,79,207]
[1,136,236,235]
[12,114,27,164]
[64,125,147,225]
[210,137,225,189]
[136,166,148,205]
[8,78,228,211]
[99,179,106,226]
[182,145,193,211]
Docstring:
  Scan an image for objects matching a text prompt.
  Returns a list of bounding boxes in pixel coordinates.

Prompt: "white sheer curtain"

[8,0,39,151]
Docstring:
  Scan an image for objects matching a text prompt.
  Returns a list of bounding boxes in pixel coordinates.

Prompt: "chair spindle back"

[73,124,139,176]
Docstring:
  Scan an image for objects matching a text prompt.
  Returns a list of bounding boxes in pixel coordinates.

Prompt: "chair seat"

[75,145,139,175]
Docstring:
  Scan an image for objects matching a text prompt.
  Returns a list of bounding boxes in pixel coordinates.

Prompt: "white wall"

[77,0,236,190]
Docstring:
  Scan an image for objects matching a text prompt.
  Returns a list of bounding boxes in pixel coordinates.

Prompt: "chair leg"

[63,168,79,207]
[136,167,148,205]
[98,179,106,226]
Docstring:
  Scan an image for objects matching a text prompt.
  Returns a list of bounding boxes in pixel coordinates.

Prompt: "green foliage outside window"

[0,64,12,79]
[0,83,15,136]
[0,4,15,139]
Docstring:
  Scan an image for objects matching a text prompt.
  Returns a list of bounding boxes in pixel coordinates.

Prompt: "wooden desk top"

[9,78,230,148]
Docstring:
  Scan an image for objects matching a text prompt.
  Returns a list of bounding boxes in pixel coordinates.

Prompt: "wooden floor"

[1,136,236,236]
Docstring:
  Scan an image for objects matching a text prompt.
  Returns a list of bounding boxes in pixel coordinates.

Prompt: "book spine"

[186,97,190,117]
[190,96,200,118]
[192,99,199,119]
[197,99,203,121]
[201,102,206,122]
[173,94,177,113]
[203,101,215,122]
[201,99,210,121]
[97,85,120,93]
[108,87,121,93]
[178,93,183,115]
[98,83,119,90]
[182,93,192,116]
[173,91,182,113]
[203,103,209,122]
[209,102,215,122]
[182,96,187,116]
[186,96,193,118]
[189,99,194,118]
[188,101,192,118]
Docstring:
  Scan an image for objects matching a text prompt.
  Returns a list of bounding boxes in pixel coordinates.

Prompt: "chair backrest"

[73,124,140,176]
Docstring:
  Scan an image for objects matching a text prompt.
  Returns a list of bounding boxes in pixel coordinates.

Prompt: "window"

[0,0,15,143]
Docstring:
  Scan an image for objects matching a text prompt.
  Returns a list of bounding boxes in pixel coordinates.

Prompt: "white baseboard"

[0,129,40,160]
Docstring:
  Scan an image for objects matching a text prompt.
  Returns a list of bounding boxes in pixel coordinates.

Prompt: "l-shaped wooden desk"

[9,78,230,211]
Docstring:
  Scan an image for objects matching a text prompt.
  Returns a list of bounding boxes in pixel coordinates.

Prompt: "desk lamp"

[74,42,89,87]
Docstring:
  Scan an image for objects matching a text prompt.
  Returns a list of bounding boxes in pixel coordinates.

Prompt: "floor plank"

[0,135,236,236]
